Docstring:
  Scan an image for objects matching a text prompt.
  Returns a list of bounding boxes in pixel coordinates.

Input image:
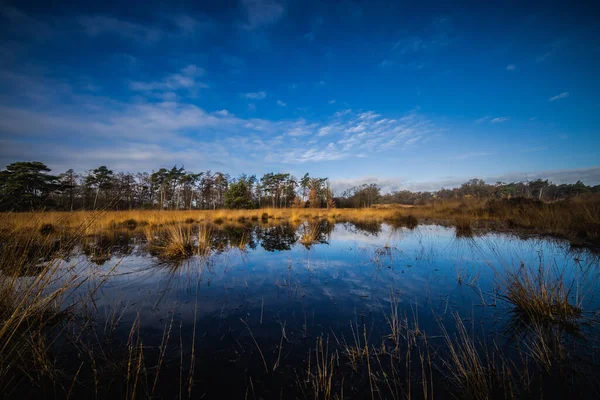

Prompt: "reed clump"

[500,263,582,329]
[299,221,322,247]
[149,224,195,259]
[453,214,473,237]
[385,212,419,229]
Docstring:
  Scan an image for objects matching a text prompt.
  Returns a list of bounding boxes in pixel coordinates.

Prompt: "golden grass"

[143,223,213,259]
[299,221,322,247]
[501,263,582,329]
[0,221,96,394]
[1,196,598,247]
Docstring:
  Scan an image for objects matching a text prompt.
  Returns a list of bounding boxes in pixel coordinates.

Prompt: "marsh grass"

[301,336,338,400]
[385,212,419,229]
[160,224,195,259]
[440,313,516,400]
[2,196,599,247]
[500,262,583,332]
[299,221,322,247]
[0,221,98,394]
[144,223,214,259]
[454,214,474,238]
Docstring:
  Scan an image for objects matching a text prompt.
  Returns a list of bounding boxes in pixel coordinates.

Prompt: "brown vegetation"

[2,196,598,248]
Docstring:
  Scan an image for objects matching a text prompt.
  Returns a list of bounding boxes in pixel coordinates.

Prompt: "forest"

[1,161,599,211]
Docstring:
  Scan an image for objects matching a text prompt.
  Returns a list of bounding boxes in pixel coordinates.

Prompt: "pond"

[19,221,600,398]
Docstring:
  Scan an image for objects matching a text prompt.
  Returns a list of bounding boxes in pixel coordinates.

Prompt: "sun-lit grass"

[299,220,322,247]
[1,196,598,247]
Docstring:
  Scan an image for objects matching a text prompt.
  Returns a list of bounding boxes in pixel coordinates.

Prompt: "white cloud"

[242,91,267,100]
[490,117,509,124]
[328,100,336,104]
[241,0,284,29]
[474,116,491,124]
[0,70,435,172]
[129,65,207,92]
[506,64,516,71]
[548,92,569,102]
[276,99,286,107]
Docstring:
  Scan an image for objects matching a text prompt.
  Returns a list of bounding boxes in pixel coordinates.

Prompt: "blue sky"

[0,0,599,192]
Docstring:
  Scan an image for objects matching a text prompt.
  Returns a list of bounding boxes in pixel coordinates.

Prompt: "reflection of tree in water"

[256,223,298,252]
[82,230,134,265]
[212,225,257,251]
[343,221,382,236]
[298,219,335,249]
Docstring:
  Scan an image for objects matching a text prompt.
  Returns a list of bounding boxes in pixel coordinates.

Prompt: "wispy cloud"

[536,38,567,63]
[474,116,491,125]
[79,15,163,43]
[242,91,267,100]
[129,65,207,93]
[241,0,284,29]
[276,99,286,107]
[0,70,435,171]
[475,116,509,124]
[378,60,394,68]
[506,64,516,71]
[548,92,569,102]
[392,34,451,55]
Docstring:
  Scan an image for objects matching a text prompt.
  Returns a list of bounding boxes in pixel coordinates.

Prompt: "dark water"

[42,222,600,398]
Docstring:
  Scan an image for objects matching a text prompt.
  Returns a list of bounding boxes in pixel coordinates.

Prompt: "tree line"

[0,162,334,211]
[336,178,600,207]
[0,162,598,211]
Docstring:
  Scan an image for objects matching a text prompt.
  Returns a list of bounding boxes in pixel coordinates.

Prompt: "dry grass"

[440,313,516,400]
[453,214,474,237]
[385,212,419,229]
[143,223,213,259]
[500,263,583,330]
[299,220,322,247]
[1,196,599,247]
[0,220,99,394]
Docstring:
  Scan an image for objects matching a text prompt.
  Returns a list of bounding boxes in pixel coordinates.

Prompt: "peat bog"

[1,217,599,399]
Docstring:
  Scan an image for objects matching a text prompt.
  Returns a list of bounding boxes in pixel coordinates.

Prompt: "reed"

[1,196,599,248]
[500,263,582,329]
[453,214,473,237]
[299,221,322,247]
[439,313,516,400]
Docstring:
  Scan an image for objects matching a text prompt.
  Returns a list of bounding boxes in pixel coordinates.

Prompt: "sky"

[0,0,599,193]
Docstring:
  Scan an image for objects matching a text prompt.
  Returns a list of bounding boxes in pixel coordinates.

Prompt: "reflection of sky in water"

[53,223,599,359]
